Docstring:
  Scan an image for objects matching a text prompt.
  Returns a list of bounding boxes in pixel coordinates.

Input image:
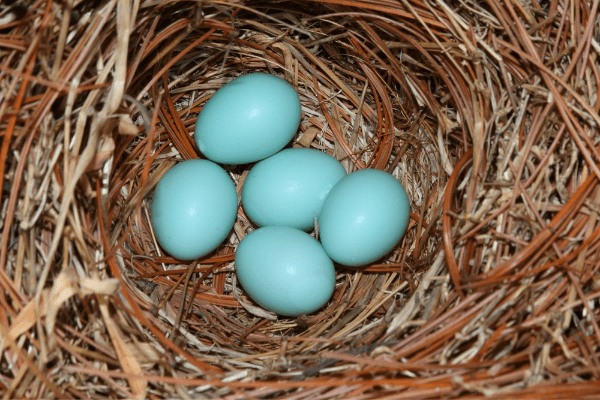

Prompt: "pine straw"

[1,0,599,398]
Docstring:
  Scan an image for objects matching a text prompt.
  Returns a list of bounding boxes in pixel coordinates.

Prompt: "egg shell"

[318,169,410,266]
[235,226,336,317]
[194,73,301,165]
[241,148,347,230]
[151,159,238,260]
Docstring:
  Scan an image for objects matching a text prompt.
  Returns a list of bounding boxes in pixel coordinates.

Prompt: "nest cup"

[3,0,600,398]
[119,3,445,346]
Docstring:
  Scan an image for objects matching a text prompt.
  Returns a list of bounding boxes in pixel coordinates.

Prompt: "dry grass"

[1,0,599,398]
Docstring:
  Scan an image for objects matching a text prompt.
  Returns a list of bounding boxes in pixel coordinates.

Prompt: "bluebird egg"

[235,226,336,316]
[150,159,238,260]
[241,148,347,230]
[318,169,411,266]
[194,73,301,165]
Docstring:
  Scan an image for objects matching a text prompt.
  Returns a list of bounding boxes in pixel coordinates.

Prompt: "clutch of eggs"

[150,72,411,316]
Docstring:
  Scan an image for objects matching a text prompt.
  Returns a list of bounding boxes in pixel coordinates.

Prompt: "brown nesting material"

[1,0,599,398]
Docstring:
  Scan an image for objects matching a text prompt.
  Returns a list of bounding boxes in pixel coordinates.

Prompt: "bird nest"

[1,0,600,398]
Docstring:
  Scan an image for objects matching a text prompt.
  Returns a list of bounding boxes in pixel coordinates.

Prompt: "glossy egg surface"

[318,169,410,266]
[151,159,238,260]
[235,226,336,316]
[194,73,301,165]
[242,148,346,230]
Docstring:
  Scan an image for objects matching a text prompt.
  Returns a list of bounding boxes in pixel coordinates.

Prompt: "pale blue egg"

[241,148,346,231]
[318,169,410,266]
[151,159,237,260]
[194,73,301,165]
[235,226,336,316]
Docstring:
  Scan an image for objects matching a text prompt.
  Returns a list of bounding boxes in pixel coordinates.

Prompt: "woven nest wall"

[1,0,600,398]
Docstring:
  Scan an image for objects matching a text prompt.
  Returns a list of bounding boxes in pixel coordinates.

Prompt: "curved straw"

[442,148,473,299]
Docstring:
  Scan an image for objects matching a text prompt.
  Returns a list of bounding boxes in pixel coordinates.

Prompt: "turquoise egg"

[194,73,301,165]
[242,148,346,231]
[150,159,238,260]
[318,169,411,266]
[235,226,336,316]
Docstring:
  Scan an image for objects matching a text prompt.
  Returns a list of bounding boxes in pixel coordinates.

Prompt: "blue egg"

[194,73,301,165]
[318,169,410,266]
[242,148,347,231]
[151,159,238,260]
[235,226,336,316]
